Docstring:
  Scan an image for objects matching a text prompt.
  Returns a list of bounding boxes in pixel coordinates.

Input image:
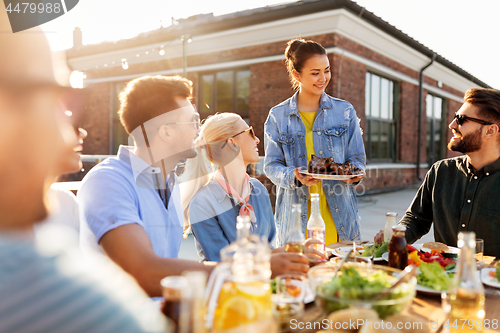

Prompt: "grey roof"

[66,0,490,88]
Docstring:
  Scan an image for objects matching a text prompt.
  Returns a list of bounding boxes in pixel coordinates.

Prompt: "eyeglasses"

[221,126,256,149]
[163,113,201,130]
[454,114,493,126]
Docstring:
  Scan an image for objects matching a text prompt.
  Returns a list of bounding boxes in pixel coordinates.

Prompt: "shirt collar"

[285,91,332,116]
[118,146,171,189]
[464,155,500,176]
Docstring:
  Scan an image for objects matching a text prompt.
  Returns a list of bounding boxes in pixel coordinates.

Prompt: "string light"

[121,58,129,70]
[84,38,185,71]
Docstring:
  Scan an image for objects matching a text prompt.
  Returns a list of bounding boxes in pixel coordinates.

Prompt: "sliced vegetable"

[408,251,422,266]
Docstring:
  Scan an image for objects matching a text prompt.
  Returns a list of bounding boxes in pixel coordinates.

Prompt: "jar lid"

[386,212,398,216]
[392,225,406,232]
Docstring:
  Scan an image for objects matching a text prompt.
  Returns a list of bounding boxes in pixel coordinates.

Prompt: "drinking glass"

[272,274,305,331]
[475,238,484,269]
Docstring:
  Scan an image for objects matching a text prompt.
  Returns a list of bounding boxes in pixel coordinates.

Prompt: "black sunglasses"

[221,127,256,149]
[454,114,493,126]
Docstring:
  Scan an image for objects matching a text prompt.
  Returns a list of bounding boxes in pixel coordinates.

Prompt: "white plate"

[299,170,362,180]
[416,284,447,295]
[414,243,460,255]
[331,246,385,262]
[481,268,500,289]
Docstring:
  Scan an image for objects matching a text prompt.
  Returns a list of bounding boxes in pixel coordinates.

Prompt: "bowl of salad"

[307,260,416,319]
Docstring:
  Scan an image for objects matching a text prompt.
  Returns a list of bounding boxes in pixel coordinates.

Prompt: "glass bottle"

[160,276,189,333]
[285,204,305,254]
[388,225,408,270]
[236,215,251,240]
[307,193,326,252]
[384,212,398,243]
[448,232,485,333]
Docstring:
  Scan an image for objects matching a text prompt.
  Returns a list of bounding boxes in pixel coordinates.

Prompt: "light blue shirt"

[189,178,276,261]
[0,234,167,333]
[264,92,366,246]
[79,146,183,259]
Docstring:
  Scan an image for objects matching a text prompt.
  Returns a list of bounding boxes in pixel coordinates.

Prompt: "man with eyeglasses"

[375,88,500,258]
[78,75,217,297]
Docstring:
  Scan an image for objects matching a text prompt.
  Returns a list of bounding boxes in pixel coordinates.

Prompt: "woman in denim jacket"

[181,113,276,261]
[264,39,366,247]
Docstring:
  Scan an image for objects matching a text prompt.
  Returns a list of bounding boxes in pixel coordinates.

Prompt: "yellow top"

[298,110,339,245]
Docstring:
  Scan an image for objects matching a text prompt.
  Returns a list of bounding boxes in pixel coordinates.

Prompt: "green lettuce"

[417,261,451,291]
[374,242,389,258]
[317,265,413,318]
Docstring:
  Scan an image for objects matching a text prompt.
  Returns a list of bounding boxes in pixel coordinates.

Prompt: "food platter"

[299,170,362,180]
[331,246,385,262]
[481,268,500,289]
[380,243,460,261]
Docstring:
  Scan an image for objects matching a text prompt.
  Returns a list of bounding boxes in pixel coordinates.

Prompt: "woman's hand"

[343,171,366,184]
[304,238,328,264]
[270,253,310,278]
[294,167,321,186]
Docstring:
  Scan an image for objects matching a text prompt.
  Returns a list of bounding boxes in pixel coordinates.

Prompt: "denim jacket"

[264,92,366,246]
[189,178,276,261]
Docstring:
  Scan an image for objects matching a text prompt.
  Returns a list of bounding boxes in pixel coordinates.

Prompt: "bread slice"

[422,242,449,252]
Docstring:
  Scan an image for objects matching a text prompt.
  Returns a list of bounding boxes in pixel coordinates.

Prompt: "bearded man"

[375,88,500,257]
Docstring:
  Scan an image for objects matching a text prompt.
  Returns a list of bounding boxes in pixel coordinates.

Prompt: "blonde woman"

[181,113,275,261]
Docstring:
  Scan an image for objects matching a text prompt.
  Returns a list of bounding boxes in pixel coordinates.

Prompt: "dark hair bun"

[285,38,306,61]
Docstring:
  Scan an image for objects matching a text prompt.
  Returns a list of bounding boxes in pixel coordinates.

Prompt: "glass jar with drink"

[388,225,408,270]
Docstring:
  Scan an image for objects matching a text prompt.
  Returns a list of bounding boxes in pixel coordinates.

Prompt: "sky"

[41,0,500,89]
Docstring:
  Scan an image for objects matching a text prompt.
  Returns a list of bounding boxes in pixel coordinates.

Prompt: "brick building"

[66,0,491,193]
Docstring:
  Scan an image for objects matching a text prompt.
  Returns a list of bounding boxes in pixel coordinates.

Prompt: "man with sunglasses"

[375,88,500,258]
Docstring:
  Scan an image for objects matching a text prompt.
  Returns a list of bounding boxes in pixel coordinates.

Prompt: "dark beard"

[447,127,483,153]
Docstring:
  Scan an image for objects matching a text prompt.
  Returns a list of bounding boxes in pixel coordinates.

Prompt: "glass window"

[380,78,390,119]
[216,71,233,112]
[200,74,214,118]
[364,72,397,162]
[426,94,445,165]
[370,74,380,118]
[236,71,250,112]
[199,69,250,119]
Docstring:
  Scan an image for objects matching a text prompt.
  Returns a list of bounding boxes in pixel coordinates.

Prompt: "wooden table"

[287,241,500,333]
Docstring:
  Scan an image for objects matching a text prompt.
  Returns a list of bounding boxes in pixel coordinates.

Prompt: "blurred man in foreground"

[0,7,166,332]
[375,88,500,257]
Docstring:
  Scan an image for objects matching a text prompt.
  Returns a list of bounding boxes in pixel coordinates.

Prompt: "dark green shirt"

[400,155,500,258]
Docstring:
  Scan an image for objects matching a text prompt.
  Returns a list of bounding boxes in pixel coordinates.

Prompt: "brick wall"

[74,30,468,192]
[248,60,292,152]
[81,82,111,155]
